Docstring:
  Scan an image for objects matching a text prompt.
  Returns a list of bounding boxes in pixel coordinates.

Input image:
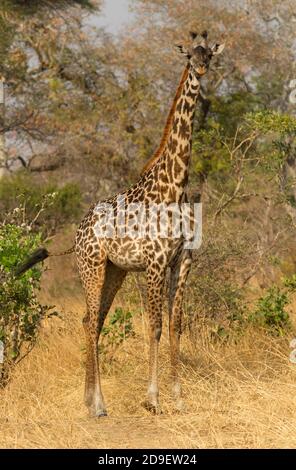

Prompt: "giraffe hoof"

[174,399,185,413]
[88,408,108,418]
[95,410,108,418]
[141,400,162,415]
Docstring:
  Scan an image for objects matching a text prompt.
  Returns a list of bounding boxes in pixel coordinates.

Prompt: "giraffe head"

[176,31,225,77]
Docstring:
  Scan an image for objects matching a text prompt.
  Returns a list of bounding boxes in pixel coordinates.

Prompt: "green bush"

[0,173,82,234]
[248,277,296,335]
[0,222,55,386]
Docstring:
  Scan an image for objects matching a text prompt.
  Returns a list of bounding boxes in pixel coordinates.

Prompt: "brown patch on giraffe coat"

[187,89,198,101]
[183,99,195,115]
[173,117,180,133]
[178,143,190,163]
[179,117,190,140]
[173,158,183,180]
[168,186,177,200]
[167,137,178,154]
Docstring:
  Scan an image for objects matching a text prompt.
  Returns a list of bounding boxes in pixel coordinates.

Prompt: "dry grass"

[1,252,296,448]
[1,288,296,449]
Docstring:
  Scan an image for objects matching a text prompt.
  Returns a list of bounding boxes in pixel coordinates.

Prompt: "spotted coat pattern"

[75,37,222,416]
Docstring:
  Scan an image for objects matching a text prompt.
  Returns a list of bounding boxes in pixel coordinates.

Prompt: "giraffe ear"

[175,44,191,59]
[211,43,225,55]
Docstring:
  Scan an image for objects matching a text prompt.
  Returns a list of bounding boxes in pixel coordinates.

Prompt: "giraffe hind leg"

[142,262,166,414]
[169,250,192,411]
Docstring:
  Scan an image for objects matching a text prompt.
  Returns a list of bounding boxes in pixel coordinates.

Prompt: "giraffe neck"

[141,66,191,175]
[159,67,201,201]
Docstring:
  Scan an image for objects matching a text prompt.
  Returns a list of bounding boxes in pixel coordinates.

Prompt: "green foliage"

[211,91,262,136]
[248,276,296,335]
[283,274,296,291]
[100,307,135,360]
[0,222,56,385]
[195,280,294,341]
[246,111,296,135]
[243,111,296,180]
[191,105,296,187]
[192,122,231,179]
[0,173,82,233]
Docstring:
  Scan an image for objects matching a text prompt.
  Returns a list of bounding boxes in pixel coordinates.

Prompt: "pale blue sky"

[91,0,134,33]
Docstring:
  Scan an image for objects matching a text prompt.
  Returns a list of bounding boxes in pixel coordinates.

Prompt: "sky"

[90,0,134,34]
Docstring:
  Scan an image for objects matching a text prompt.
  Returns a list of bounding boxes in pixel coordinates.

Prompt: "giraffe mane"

[141,64,190,175]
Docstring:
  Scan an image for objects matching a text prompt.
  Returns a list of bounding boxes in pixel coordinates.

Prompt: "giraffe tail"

[14,246,75,277]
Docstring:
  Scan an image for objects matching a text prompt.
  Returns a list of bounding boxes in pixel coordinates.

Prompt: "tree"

[0,0,101,177]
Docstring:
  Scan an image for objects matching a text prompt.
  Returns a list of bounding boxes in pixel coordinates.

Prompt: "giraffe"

[15,31,225,417]
[74,31,225,417]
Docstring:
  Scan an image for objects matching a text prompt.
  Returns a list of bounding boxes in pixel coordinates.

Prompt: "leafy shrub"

[0,172,82,234]
[100,307,135,361]
[192,123,231,179]
[0,221,55,386]
[246,110,296,135]
[248,276,296,335]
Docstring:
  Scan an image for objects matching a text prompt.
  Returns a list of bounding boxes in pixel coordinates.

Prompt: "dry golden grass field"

[1,253,296,449]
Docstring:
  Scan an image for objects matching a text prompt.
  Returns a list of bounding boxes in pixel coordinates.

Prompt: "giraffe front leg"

[142,263,166,414]
[169,250,192,411]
